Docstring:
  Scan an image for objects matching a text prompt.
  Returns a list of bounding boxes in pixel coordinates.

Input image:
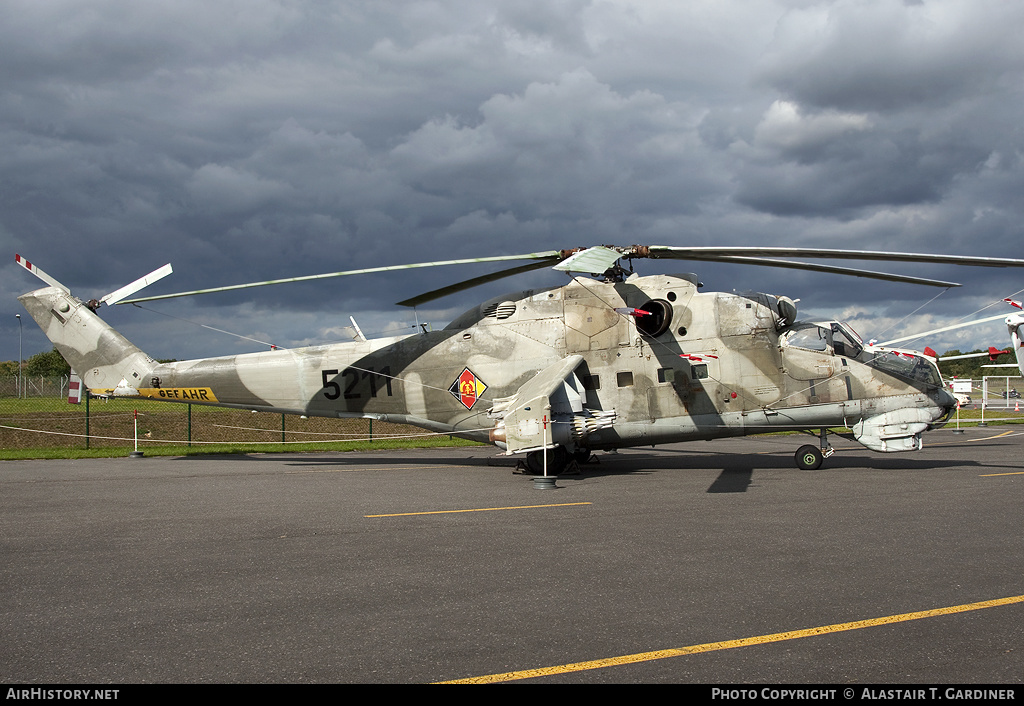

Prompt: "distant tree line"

[1,348,71,377]
[2,350,178,379]
[937,349,1017,380]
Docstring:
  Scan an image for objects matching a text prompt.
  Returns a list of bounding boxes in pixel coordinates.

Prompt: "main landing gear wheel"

[525,446,569,475]
[795,445,824,470]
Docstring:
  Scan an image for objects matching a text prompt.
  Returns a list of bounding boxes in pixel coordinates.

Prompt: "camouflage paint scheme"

[19,269,957,470]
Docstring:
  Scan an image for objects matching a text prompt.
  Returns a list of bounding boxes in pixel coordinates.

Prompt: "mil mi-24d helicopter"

[16,245,1024,473]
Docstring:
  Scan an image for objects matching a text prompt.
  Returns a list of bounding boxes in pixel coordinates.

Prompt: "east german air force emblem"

[450,368,487,409]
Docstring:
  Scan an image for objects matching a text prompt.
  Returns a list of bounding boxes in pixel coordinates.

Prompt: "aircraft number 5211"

[321,367,393,400]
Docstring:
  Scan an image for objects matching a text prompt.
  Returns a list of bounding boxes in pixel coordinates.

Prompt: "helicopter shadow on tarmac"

[199,438,990,496]
[573,445,986,494]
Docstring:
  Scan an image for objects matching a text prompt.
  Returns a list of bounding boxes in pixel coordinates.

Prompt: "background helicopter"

[906,298,1024,406]
[17,245,1024,473]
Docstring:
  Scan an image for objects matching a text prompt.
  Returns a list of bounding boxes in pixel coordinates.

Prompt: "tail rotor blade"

[15,254,71,294]
[100,263,173,305]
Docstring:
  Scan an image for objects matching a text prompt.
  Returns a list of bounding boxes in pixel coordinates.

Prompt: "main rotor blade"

[552,246,623,274]
[119,251,563,304]
[680,255,962,288]
[115,243,1024,307]
[397,260,557,307]
[643,246,1024,269]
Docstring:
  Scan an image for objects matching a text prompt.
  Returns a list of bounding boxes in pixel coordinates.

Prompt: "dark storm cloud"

[731,102,988,216]
[2,0,1023,360]
[734,0,1024,223]
[756,0,1024,113]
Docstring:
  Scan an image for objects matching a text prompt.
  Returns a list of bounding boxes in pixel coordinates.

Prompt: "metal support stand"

[532,415,558,489]
[129,409,144,457]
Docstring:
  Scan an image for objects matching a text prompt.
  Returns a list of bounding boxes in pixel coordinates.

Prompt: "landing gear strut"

[795,429,834,470]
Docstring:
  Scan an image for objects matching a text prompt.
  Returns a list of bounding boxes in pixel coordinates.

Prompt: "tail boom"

[18,286,156,394]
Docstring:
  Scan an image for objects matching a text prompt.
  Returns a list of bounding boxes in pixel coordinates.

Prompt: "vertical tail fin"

[18,286,156,394]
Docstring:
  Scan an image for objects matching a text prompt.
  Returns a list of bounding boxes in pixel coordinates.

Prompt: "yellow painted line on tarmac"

[438,594,1024,684]
[366,502,591,518]
[949,430,1024,475]
[962,430,1016,442]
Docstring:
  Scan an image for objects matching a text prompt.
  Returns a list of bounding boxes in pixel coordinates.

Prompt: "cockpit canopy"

[783,321,864,358]
[782,320,942,389]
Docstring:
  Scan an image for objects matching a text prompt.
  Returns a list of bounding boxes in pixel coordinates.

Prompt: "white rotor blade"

[646,246,1024,269]
[15,254,71,294]
[100,263,173,305]
[119,251,562,304]
[878,313,1009,347]
[552,246,623,274]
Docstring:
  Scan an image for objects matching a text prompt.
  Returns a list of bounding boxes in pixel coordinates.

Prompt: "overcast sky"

[4,0,1024,363]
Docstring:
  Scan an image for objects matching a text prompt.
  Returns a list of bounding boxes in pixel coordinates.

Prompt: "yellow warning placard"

[138,387,219,402]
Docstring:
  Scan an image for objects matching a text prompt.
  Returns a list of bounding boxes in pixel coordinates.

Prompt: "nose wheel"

[795,429,834,470]
[795,445,824,470]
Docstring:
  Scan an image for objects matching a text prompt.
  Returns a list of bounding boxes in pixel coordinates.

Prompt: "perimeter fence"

[949,376,1024,409]
[5,375,1022,457]
[0,375,472,456]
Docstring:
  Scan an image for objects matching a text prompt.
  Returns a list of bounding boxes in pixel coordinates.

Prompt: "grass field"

[2,395,1021,461]
[0,396,482,460]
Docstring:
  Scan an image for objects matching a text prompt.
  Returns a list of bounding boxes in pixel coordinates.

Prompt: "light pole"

[15,313,22,399]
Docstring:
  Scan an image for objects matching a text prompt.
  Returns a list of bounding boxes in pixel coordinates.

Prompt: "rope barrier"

[0,423,494,446]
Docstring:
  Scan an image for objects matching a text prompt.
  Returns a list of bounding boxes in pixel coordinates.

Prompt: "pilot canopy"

[783,321,864,358]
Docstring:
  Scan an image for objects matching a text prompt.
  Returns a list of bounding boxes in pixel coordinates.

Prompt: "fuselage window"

[830,324,863,358]
[785,325,829,352]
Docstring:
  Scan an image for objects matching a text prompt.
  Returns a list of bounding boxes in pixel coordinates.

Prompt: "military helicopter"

[16,245,1024,473]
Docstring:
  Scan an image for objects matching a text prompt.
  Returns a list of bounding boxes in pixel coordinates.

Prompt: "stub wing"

[490,355,588,454]
[488,355,617,455]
